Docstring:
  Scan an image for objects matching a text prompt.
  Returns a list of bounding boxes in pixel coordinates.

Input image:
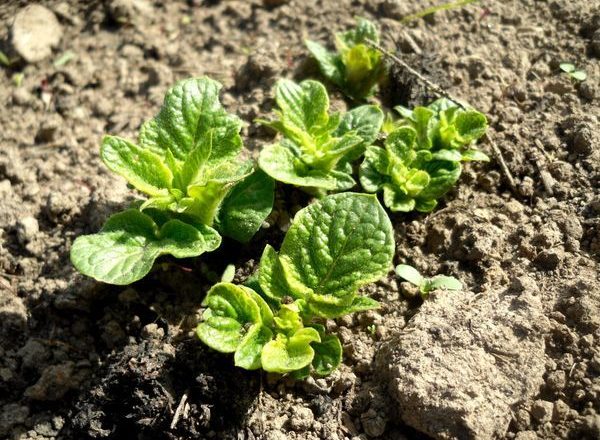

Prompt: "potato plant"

[360,99,489,212]
[258,78,383,195]
[306,17,387,100]
[70,77,274,285]
[197,193,394,376]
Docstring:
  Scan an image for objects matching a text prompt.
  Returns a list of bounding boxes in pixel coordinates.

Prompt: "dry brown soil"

[0,1,599,439]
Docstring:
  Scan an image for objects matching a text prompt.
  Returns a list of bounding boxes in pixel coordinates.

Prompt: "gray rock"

[16,216,39,244]
[376,289,548,439]
[288,406,314,432]
[11,5,62,63]
[531,399,553,423]
[24,362,79,401]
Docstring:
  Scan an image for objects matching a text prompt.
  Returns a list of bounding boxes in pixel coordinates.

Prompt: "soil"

[0,0,599,439]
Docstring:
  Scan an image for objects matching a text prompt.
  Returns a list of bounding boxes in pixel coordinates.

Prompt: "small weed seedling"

[395,264,462,297]
[71,77,275,285]
[360,98,488,212]
[197,193,395,377]
[559,63,587,82]
[258,79,383,195]
[306,17,387,100]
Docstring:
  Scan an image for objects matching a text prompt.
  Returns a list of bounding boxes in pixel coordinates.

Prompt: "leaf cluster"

[306,18,387,100]
[258,79,383,195]
[197,193,395,376]
[359,98,488,212]
[71,77,274,285]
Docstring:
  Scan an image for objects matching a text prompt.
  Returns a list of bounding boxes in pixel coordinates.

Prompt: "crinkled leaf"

[138,77,242,165]
[382,184,416,212]
[333,105,384,160]
[259,143,355,190]
[279,193,394,298]
[70,209,221,285]
[197,283,265,353]
[196,316,243,353]
[386,127,417,159]
[258,245,294,302]
[216,169,275,243]
[307,293,379,318]
[405,170,431,196]
[395,264,423,287]
[275,79,329,136]
[311,333,342,376]
[261,328,320,374]
[234,324,273,370]
[414,198,438,212]
[100,136,173,197]
[418,161,462,200]
[455,111,487,143]
[273,304,304,335]
[359,146,388,192]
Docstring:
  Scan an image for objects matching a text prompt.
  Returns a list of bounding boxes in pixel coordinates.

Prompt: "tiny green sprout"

[306,17,387,100]
[395,264,462,296]
[367,324,377,336]
[197,193,395,377]
[54,51,76,68]
[559,63,587,81]
[12,73,24,87]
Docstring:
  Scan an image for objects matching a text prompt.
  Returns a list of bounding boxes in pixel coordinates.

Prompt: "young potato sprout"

[306,17,387,100]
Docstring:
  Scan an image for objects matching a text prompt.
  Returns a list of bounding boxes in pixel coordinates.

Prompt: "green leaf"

[305,40,344,87]
[275,79,329,136]
[261,328,320,374]
[382,184,416,212]
[462,149,490,162]
[431,149,463,162]
[216,169,274,242]
[259,143,355,191]
[559,63,575,73]
[386,127,417,162]
[570,70,587,81]
[455,111,487,143]
[424,275,462,293]
[279,193,395,298]
[100,136,173,197]
[307,293,379,318]
[234,324,273,370]
[70,209,221,285]
[334,105,384,160]
[139,77,242,165]
[359,146,389,192]
[311,333,342,376]
[258,245,294,302]
[196,316,243,353]
[197,283,265,353]
[418,161,462,200]
[395,264,423,287]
